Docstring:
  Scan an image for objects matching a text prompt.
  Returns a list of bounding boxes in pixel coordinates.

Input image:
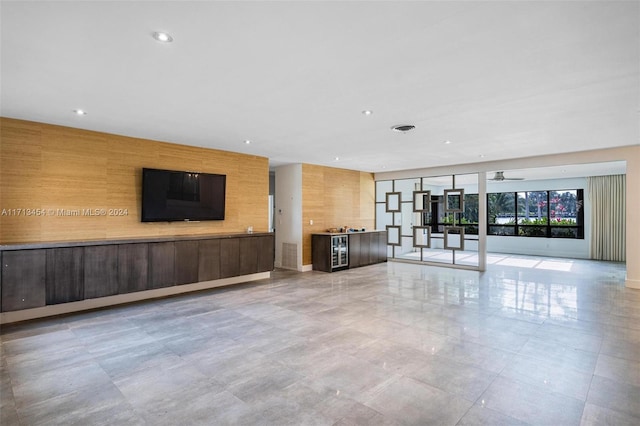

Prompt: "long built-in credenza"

[0,232,274,323]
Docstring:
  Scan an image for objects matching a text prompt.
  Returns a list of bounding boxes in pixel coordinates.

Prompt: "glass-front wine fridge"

[331,235,349,269]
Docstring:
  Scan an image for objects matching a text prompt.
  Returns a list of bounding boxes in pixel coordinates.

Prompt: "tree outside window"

[488,193,516,235]
[462,194,479,234]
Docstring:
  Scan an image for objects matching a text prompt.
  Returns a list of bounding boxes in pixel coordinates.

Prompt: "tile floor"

[1,255,639,425]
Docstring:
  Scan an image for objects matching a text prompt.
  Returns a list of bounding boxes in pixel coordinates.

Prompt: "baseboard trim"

[0,272,271,325]
[625,277,640,289]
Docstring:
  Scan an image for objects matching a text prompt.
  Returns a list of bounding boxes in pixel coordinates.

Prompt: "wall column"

[625,153,640,289]
[478,171,487,272]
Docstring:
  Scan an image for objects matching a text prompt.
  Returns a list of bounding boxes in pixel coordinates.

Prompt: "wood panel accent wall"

[0,118,269,243]
[301,164,375,266]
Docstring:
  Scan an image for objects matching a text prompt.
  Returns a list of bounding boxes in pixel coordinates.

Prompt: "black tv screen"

[141,168,226,222]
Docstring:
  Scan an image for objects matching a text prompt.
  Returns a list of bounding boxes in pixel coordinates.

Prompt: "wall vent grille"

[282,243,298,270]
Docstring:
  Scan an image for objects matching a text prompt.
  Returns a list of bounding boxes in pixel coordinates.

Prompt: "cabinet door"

[84,245,119,299]
[1,250,46,312]
[118,244,149,294]
[46,247,84,305]
[333,236,349,268]
[198,239,221,281]
[257,234,275,272]
[148,242,175,289]
[360,233,372,266]
[175,241,199,285]
[220,238,240,278]
[377,231,388,262]
[239,237,259,275]
[312,235,331,272]
[349,233,361,268]
[369,232,380,264]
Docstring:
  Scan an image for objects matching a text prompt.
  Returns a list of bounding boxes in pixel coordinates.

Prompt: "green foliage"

[519,217,548,226]
[550,218,576,226]
[552,227,577,238]
[440,215,478,225]
[518,226,546,237]
[488,192,515,224]
[464,194,479,223]
[441,215,455,224]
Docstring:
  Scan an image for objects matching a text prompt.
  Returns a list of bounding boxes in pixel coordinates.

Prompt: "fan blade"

[488,171,524,181]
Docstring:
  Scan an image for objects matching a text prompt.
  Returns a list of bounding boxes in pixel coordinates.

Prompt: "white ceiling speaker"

[489,171,524,181]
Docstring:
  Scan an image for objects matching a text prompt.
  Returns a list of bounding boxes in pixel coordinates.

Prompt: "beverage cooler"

[331,235,349,269]
[311,233,349,272]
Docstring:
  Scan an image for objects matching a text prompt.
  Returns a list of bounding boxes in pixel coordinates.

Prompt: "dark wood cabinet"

[376,232,388,263]
[117,244,149,294]
[349,233,361,268]
[1,250,47,312]
[359,233,372,266]
[46,247,84,305]
[371,231,387,263]
[175,241,199,285]
[312,234,333,272]
[239,236,259,275]
[313,231,387,273]
[220,238,240,278]
[84,245,119,299]
[1,232,275,316]
[148,242,175,289]
[198,239,221,281]
[257,234,275,273]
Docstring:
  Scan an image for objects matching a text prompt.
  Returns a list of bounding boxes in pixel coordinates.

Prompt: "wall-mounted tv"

[141,168,226,222]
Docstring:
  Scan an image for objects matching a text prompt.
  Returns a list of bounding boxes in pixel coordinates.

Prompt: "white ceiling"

[414,161,628,186]
[1,1,638,175]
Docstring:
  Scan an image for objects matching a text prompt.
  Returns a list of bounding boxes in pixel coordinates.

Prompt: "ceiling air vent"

[391,124,416,132]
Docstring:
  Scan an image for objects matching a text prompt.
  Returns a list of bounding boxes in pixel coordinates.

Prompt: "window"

[487,189,584,238]
[461,193,479,235]
[488,192,516,235]
[518,191,548,236]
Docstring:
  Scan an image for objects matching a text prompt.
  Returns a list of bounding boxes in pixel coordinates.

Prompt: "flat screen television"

[141,168,226,222]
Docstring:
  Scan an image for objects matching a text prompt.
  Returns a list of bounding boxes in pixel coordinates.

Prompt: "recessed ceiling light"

[479,154,485,158]
[444,140,451,144]
[334,157,340,161]
[362,110,373,116]
[73,109,87,115]
[391,124,415,133]
[152,31,173,43]
[244,140,251,144]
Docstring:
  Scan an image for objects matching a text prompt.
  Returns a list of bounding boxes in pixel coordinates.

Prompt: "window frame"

[486,189,584,239]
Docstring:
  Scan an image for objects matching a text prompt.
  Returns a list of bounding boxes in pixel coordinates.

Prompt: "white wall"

[625,152,640,288]
[274,164,303,270]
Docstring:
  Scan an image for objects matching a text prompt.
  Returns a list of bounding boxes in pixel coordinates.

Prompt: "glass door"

[331,235,349,268]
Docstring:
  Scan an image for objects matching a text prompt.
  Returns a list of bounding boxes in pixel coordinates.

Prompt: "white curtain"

[587,175,626,261]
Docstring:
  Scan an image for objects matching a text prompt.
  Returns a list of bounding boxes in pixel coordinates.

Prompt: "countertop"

[0,231,274,251]
[312,230,386,236]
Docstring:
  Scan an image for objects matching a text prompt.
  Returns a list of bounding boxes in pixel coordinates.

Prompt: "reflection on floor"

[1,254,638,425]
[398,249,475,266]
[396,251,581,270]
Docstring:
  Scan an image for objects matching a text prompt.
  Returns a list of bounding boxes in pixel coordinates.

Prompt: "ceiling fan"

[489,171,524,181]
